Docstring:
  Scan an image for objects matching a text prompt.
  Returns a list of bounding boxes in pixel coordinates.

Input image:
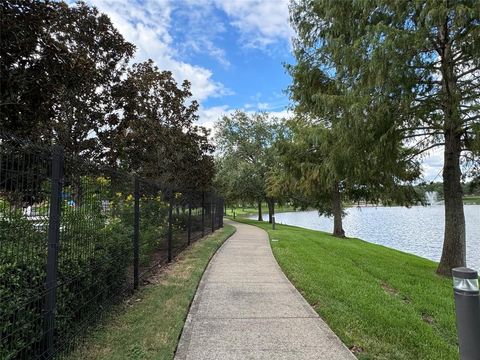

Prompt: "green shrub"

[138,197,168,265]
[0,182,202,358]
[0,205,132,358]
[0,214,47,359]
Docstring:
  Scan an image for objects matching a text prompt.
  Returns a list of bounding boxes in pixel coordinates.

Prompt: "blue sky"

[83,0,293,128]
[82,0,442,181]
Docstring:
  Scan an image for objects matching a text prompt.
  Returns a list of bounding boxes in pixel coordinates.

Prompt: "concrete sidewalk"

[175,220,355,360]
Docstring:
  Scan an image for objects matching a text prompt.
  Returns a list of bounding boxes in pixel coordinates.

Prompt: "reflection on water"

[253,205,480,271]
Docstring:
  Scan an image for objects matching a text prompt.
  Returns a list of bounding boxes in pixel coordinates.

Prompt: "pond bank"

[251,205,480,271]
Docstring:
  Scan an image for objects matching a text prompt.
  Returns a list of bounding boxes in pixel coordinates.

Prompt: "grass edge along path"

[232,218,459,360]
[67,225,236,360]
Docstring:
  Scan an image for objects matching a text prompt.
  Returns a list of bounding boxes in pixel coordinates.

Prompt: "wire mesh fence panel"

[214,197,224,230]
[0,135,224,359]
[53,159,135,358]
[0,137,53,359]
[137,179,169,280]
[187,191,205,243]
[203,191,213,237]
[170,191,194,258]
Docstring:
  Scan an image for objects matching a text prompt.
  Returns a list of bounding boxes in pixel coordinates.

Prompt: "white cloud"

[213,0,293,48]
[84,0,231,102]
[197,105,231,133]
[198,104,292,133]
[421,146,476,183]
[421,147,444,182]
[178,0,292,50]
[173,2,231,69]
[257,102,270,110]
[267,109,293,119]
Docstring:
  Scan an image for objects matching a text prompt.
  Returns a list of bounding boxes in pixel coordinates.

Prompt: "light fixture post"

[452,267,480,360]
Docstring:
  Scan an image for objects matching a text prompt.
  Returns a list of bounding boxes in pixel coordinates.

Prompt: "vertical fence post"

[220,198,224,228]
[187,192,192,245]
[216,197,220,229]
[217,197,221,229]
[201,191,205,237]
[44,146,63,358]
[167,189,173,262]
[133,177,140,290]
[211,193,215,232]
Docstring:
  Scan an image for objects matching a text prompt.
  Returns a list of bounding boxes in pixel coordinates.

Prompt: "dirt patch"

[381,282,398,295]
[421,313,435,325]
[143,245,198,286]
[349,345,364,355]
[146,261,176,285]
[381,282,411,304]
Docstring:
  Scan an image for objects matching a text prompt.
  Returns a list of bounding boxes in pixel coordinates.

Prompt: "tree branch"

[407,142,445,160]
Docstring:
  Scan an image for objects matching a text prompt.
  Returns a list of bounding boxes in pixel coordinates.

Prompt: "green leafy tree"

[215,155,265,214]
[283,57,420,237]
[289,0,480,275]
[1,1,135,160]
[273,116,420,237]
[273,120,348,236]
[107,60,214,189]
[215,111,286,222]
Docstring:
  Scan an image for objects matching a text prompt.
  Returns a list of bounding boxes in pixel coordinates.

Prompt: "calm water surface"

[252,205,480,270]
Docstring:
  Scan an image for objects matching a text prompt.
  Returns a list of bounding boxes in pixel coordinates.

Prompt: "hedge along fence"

[0,136,224,359]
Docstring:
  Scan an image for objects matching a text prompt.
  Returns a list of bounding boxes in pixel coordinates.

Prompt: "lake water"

[251,205,480,271]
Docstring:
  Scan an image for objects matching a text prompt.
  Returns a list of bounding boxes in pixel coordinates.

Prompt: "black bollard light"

[272,216,275,230]
[452,267,480,360]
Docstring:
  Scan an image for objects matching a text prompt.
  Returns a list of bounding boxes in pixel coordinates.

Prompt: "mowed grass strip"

[463,196,480,205]
[68,225,235,360]
[225,204,297,217]
[234,218,459,360]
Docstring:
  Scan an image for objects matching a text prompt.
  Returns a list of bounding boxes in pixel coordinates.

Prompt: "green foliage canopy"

[214,111,287,207]
[1,0,135,160]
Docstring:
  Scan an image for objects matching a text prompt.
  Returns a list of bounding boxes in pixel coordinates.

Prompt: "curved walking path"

[175,220,355,360]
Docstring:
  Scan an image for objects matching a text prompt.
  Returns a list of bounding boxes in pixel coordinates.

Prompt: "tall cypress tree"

[289,0,480,275]
[284,58,420,238]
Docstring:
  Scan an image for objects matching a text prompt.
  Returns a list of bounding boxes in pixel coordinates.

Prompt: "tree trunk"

[257,200,263,221]
[73,175,83,207]
[267,198,275,223]
[437,132,466,275]
[332,182,345,238]
[436,21,466,276]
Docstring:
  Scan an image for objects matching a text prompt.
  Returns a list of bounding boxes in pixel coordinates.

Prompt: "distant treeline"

[415,180,480,200]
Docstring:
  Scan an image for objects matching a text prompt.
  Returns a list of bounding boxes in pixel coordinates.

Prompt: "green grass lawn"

[463,195,480,205]
[67,225,235,360]
[225,204,297,218]
[234,218,459,360]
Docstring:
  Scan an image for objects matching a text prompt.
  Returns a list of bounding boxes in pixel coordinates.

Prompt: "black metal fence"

[0,136,224,359]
